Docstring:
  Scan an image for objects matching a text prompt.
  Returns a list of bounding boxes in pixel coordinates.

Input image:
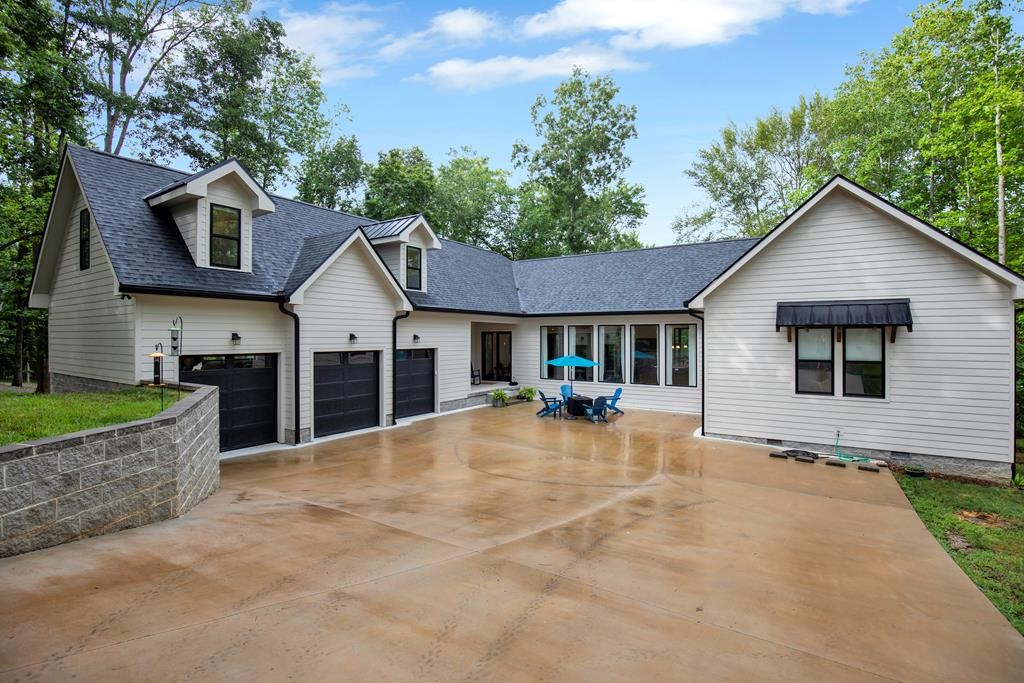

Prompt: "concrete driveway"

[1,405,1022,681]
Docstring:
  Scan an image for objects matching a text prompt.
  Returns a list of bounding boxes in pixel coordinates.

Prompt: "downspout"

[277,300,301,444]
[392,310,411,426]
[690,311,705,437]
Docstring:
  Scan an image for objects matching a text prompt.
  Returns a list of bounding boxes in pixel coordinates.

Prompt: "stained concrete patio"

[1,405,1022,681]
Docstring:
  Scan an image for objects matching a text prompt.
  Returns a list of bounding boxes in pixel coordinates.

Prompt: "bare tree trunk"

[34,324,49,394]
[994,11,1006,263]
[11,312,24,387]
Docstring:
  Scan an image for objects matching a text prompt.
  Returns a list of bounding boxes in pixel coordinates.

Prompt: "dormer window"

[210,204,241,269]
[406,245,422,290]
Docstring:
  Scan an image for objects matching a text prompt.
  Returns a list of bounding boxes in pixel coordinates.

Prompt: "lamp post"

[147,343,166,410]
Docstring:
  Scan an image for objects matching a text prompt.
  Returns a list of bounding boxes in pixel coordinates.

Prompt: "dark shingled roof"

[360,214,421,239]
[406,239,522,314]
[67,145,368,299]
[65,145,759,313]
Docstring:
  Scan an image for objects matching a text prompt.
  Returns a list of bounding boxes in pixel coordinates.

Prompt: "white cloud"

[521,0,863,50]
[379,8,498,60]
[420,43,644,90]
[279,3,382,83]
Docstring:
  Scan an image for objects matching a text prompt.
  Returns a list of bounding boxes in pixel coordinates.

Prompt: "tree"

[363,147,436,220]
[0,0,89,389]
[295,126,364,212]
[512,68,647,254]
[143,12,328,189]
[674,95,828,240]
[75,0,237,155]
[429,147,515,249]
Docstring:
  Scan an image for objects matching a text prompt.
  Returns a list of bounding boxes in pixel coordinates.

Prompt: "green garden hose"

[834,430,870,463]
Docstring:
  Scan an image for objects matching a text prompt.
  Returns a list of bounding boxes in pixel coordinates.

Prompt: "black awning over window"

[776,299,912,331]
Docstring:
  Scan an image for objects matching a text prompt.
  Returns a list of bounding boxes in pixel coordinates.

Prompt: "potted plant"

[517,386,537,402]
[490,389,509,407]
[904,465,926,478]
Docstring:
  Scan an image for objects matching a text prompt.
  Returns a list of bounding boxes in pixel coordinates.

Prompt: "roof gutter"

[277,300,302,444]
[689,311,706,437]
[392,310,412,425]
[121,284,280,302]
[409,305,693,318]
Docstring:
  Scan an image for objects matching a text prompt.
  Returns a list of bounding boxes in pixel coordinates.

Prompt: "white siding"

[134,295,291,439]
[513,314,704,414]
[206,175,254,272]
[398,312,472,405]
[296,240,406,430]
[48,182,136,385]
[703,190,1014,463]
[170,202,198,264]
[376,243,402,286]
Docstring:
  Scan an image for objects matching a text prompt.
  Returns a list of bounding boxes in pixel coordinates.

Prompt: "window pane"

[407,268,421,290]
[232,355,255,369]
[181,355,226,372]
[569,326,594,381]
[348,352,375,365]
[797,328,831,360]
[845,362,884,397]
[845,328,882,361]
[406,247,422,289]
[79,210,90,270]
[211,236,239,268]
[598,326,624,384]
[667,324,696,387]
[797,361,833,394]
[407,246,421,268]
[314,352,341,366]
[540,326,563,380]
[211,205,240,237]
[631,325,659,385]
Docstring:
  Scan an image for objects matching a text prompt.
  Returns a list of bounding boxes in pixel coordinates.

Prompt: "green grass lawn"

[897,473,1024,636]
[0,387,178,445]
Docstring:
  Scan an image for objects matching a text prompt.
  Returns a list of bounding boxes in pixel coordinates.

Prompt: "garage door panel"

[180,354,277,451]
[313,351,380,437]
[396,349,434,419]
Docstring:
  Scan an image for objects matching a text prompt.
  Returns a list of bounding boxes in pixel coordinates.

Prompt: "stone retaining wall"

[0,384,220,557]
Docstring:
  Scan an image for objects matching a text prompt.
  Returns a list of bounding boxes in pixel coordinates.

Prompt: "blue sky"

[259,0,923,245]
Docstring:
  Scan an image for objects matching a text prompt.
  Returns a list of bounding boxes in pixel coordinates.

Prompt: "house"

[29,145,1024,478]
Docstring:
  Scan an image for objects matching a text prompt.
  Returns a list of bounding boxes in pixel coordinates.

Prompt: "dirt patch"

[946,532,974,552]
[957,510,1014,529]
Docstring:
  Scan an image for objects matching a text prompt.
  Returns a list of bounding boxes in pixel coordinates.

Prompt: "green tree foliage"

[0,0,89,388]
[677,0,1024,273]
[363,147,436,220]
[513,67,647,254]
[429,147,516,249]
[295,125,364,212]
[143,11,328,189]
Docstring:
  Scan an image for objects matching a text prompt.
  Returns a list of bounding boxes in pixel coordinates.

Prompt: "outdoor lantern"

[168,317,183,356]
[413,334,421,342]
[231,332,241,346]
[349,333,358,343]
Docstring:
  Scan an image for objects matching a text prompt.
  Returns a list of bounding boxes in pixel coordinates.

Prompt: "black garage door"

[180,354,277,451]
[395,349,434,418]
[313,351,379,437]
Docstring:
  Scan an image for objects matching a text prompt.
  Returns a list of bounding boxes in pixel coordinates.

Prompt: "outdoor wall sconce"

[168,316,183,356]
[231,332,241,346]
[349,333,358,343]
[413,334,421,342]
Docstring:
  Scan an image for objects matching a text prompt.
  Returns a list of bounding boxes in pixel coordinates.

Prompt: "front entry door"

[481,331,511,382]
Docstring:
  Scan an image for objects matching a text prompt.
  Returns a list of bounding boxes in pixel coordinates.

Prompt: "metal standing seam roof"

[359,215,423,240]
[775,299,913,329]
[64,145,760,313]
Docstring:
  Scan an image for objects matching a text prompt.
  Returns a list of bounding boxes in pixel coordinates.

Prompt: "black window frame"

[842,326,886,399]
[795,326,834,395]
[568,324,594,382]
[540,325,564,380]
[209,203,242,269]
[666,323,697,387]
[630,324,660,386]
[79,209,90,270]
[406,245,422,290]
[597,324,625,384]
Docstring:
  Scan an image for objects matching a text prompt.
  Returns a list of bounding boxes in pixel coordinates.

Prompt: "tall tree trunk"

[994,11,1006,264]
[34,323,49,394]
[11,311,24,387]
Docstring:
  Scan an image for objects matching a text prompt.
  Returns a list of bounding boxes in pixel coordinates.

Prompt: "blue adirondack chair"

[598,387,623,415]
[584,396,608,423]
[560,384,574,402]
[536,391,562,419]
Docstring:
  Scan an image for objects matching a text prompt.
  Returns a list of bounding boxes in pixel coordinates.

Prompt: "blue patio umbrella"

[546,355,599,396]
